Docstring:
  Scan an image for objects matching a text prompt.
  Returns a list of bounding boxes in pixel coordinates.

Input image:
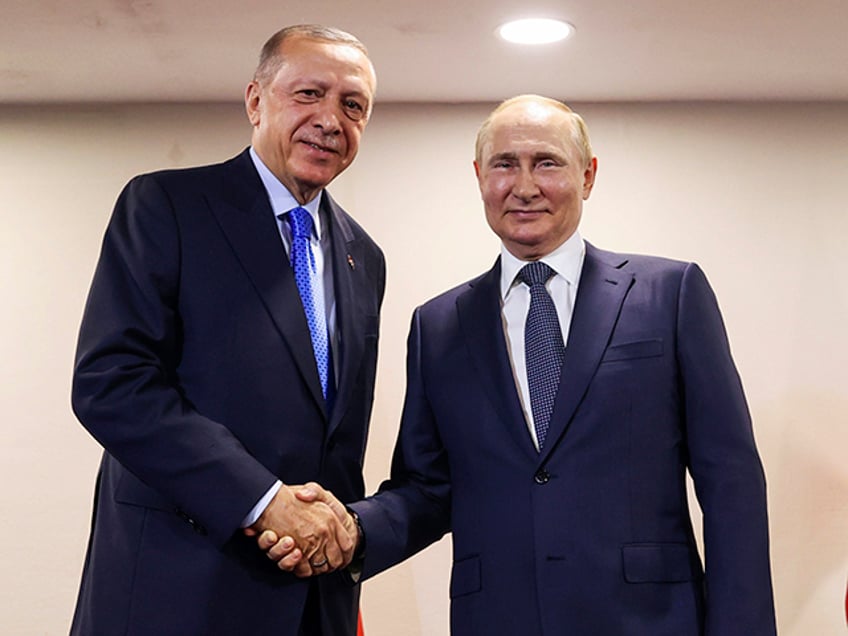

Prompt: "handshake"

[243,482,360,577]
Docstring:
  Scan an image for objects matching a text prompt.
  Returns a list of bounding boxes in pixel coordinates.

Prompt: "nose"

[511,165,540,200]
[312,101,342,135]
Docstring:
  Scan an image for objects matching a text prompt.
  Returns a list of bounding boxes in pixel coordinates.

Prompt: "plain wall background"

[1,101,846,634]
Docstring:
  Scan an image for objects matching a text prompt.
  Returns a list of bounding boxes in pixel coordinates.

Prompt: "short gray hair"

[254,24,371,85]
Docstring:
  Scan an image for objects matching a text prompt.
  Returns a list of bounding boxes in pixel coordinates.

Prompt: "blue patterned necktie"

[518,261,566,450]
[287,207,331,402]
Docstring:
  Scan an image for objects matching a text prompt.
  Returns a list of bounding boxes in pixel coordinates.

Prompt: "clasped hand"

[244,482,356,577]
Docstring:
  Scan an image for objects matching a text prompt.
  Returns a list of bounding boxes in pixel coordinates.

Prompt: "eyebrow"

[488,152,518,163]
[488,151,567,164]
[344,90,370,102]
[292,78,371,98]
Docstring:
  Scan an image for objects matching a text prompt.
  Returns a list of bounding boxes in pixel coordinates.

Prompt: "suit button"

[534,470,550,485]
[175,508,208,535]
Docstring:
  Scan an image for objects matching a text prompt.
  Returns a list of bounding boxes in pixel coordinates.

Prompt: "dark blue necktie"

[518,262,565,450]
[287,207,331,402]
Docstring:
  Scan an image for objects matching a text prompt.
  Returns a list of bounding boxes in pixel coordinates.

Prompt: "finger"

[293,560,314,578]
[310,555,330,569]
[294,482,322,502]
[323,533,345,570]
[266,536,296,561]
[274,548,304,572]
[339,526,356,567]
[257,530,281,550]
[309,555,332,575]
[323,492,349,523]
[334,511,355,554]
[299,535,324,566]
[314,504,353,568]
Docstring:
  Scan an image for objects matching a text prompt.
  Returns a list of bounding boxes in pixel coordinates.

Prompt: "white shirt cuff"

[240,480,282,528]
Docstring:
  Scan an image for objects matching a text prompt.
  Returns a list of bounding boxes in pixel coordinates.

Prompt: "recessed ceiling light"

[497,18,574,45]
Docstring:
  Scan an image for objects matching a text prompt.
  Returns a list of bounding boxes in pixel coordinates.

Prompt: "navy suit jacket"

[71,149,385,636]
[352,243,776,635]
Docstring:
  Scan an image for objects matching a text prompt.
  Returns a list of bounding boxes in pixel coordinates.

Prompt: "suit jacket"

[71,149,385,636]
[351,243,776,635]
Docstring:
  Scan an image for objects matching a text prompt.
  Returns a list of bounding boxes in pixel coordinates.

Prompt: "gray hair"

[254,24,371,85]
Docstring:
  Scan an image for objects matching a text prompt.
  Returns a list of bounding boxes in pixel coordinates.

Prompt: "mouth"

[507,208,547,218]
[300,140,339,155]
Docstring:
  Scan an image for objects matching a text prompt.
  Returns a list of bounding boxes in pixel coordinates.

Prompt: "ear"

[473,160,487,194]
[245,81,262,126]
[582,156,598,200]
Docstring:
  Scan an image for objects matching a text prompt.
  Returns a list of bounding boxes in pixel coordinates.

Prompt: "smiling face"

[474,99,597,261]
[245,35,376,203]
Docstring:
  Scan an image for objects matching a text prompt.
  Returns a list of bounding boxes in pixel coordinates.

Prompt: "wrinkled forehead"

[280,36,376,95]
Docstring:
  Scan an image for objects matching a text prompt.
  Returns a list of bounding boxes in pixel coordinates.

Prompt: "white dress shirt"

[249,147,338,359]
[241,148,339,527]
[499,231,585,450]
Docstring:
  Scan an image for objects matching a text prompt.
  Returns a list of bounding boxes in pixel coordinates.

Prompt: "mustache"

[297,135,341,154]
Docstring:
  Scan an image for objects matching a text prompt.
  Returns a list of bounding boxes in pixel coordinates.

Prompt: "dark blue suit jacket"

[352,243,775,635]
[71,150,385,635]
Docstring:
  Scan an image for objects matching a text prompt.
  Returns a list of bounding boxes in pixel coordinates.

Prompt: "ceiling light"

[497,18,573,45]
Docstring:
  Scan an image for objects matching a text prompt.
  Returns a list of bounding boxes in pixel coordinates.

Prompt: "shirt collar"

[500,231,585,300]
[249,146,324,239]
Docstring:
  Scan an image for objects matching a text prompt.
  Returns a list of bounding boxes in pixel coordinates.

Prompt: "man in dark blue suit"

[267,94,777,634]
[70,25,384,636]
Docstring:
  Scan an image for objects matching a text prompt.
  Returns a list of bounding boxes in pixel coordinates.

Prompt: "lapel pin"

[347,254,356,270]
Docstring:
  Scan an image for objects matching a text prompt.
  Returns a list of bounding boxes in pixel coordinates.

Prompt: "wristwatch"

[348,508,366,559]
[345,508,366,582]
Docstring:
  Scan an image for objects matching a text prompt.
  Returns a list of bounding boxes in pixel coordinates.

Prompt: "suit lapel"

[538,243,633,464]
[206,151,326,416]
[324,194,367,436]
[457,259,539,459]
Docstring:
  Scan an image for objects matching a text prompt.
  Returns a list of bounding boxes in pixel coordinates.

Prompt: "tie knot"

[287,206,314,240]
[518,261,556,288]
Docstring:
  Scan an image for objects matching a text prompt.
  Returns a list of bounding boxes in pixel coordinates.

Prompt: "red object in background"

[358,610,364,636]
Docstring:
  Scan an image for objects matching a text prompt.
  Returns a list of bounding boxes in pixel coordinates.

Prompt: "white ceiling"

[2,0,847,104]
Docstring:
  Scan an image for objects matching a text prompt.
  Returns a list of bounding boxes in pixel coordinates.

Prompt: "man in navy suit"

[266,94,777,634]
[70,25,384,636]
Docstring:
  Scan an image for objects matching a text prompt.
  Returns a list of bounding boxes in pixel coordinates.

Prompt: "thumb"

[294,482,322,502]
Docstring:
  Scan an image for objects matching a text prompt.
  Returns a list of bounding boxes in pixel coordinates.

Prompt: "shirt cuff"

[240,480,282,528]
[346,507,366,583]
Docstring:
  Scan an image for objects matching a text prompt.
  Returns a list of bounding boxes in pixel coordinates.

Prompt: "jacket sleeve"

[676,263,777,635]
[350,307,452,579]
[71,174,276,547]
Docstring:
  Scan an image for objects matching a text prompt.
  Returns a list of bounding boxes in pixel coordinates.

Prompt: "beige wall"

[1,101,846,634]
